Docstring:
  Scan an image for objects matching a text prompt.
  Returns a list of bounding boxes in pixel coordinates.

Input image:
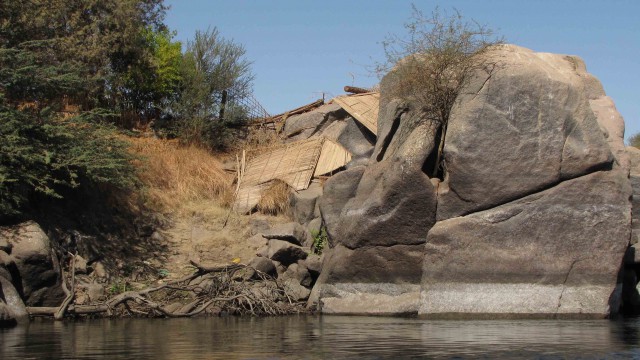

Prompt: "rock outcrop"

[0,221,64,307]
[311,45,632,318]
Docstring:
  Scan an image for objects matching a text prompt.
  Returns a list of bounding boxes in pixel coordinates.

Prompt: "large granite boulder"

[437,45,614,221]
[313,45,631,318]
[0,221,64,306]
[420,170,630,318]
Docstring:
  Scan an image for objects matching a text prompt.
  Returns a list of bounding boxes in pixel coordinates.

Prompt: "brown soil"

[157,200,289,280]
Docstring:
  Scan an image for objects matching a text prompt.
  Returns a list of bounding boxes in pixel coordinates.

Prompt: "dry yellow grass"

[256,180,291,216]
[127,136,233,212]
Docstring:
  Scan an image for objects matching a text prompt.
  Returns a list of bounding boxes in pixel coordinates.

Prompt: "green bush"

[311,228,328,255]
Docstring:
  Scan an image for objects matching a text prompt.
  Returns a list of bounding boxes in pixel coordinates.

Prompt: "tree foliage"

[171,27,255,150]
[376,6,502,176]
[0,1,258,217]
[0,0,167,217]
[629,133,640,149]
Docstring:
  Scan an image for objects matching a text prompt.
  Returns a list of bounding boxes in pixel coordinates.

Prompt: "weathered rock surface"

[0,221,63,306]
[266,240,308,266]
[301,254,323,278]
[281,263,312,288]
[311,244,424,314]
[283,279,311,301]
[420,170,631,318]
[325,83,439,249]
[290,182,323,225]
[0,276,27,325]
[318,166,365,243]
[261,222,305,246]
[248,256,277,277]
[284,103,347,141]
[437,45,614,220]
[332,117,375,159]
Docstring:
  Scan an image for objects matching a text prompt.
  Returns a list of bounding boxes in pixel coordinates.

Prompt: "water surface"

[1,316,639,359]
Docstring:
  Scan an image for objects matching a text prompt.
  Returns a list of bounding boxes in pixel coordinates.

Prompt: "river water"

[1,316,639,359]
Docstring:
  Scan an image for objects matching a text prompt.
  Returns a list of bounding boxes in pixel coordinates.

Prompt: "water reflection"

[1,316,639,359]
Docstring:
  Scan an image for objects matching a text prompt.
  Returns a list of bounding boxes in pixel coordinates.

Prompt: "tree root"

[26,260,307,320]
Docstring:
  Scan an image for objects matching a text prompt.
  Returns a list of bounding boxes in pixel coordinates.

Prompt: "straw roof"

[233,138,324,213]
[314,139,351,177]
[333,92,379,135]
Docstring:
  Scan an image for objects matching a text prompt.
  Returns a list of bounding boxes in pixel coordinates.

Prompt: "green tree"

[629,133,640,149]
[119,28,183,124]
[172,27,255,150]
[376,6,502,177]
[0,0,167,218]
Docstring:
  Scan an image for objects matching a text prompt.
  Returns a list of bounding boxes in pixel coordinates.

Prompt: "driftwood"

[343,85,371,94]
[27,260,306,319]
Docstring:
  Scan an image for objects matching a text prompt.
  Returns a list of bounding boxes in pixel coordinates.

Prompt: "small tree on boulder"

[375,6,503,177]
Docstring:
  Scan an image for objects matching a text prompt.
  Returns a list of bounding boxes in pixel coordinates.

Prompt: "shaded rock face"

[0,221,64,306]
[314,45,631,318]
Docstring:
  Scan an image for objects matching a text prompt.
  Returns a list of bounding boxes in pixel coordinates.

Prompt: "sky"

[165,0,640,140]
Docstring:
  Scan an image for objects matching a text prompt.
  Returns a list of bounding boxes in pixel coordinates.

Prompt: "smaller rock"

[85,283,105,302]
[92,261,107,279]
[248,257,276,277]
[74,255,88,274]
[74,292,88,305]
[290,183,323,225]
[267,240,308,266]
[283,279,311,301]
[256,245,269,258]
[0,276,27,321]
[262,223,305,246]
[274,261,287,277]
[282,263,312,288]
[0,250,14,268]
[301,254,323,278]
[249,219,271,236]
[305,218,323,248]
[248,234,268,247]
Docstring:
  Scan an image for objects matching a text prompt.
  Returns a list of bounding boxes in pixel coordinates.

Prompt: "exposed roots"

[27,260,307,319]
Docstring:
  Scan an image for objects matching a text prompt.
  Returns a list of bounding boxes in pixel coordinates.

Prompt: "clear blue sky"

[165,0,640,140]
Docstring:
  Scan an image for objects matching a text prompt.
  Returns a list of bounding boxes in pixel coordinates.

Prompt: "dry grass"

[127,136,233,213]
[243,127,283,158]
[256,180,291,216]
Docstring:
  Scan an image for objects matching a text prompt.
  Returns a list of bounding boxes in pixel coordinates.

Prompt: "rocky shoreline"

[2,45,640,326]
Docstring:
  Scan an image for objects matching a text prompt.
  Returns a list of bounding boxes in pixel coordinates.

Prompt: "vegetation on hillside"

[375,6,502,177]
[0,0,255,221]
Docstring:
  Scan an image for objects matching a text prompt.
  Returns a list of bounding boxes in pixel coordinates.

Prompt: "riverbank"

[0,134,319,324]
